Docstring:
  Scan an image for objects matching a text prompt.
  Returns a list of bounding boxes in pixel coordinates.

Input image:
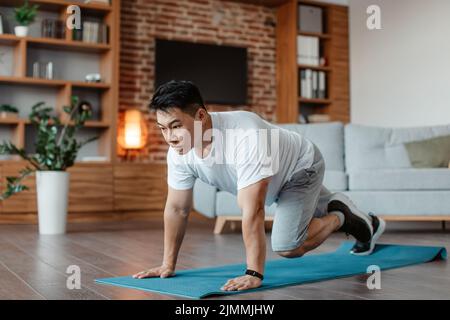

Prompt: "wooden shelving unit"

[0,0,121,220]
[276,0,350,123]
[0,0,112,13]
[0,0,119,162]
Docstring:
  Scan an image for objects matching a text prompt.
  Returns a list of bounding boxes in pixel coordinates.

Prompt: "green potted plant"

[0,104,19,119]
[0,96,98,234]
[14,0,39,37]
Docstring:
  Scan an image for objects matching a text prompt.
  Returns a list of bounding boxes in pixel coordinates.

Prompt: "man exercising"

[133,80,386,292]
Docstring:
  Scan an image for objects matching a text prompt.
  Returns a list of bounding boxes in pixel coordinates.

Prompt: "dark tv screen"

[155,39,248,105]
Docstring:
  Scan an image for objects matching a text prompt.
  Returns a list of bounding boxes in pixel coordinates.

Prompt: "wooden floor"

[0,218,449,300]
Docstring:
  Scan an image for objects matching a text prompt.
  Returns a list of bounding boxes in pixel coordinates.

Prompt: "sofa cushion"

[278,122,345,171]
[216,191,277,216]
[349,169,450,191]
[345,123,450,171]
[192,179,217,218]
[323,170,347,191]
[404,135,450,168]
[344,190,450,215]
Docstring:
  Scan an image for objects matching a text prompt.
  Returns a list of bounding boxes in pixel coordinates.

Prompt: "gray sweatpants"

[271,144,335,252]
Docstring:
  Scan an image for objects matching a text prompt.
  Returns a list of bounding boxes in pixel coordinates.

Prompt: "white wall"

[349,0,450,127]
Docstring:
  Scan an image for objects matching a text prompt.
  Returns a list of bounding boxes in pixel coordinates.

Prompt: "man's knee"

[274,244,308,258]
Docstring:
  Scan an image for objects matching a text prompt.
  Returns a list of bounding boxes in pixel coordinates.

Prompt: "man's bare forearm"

[242,208,266,274]
[162,208,189,269]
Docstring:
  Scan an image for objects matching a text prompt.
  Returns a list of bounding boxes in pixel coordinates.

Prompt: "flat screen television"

[155,39,248,105]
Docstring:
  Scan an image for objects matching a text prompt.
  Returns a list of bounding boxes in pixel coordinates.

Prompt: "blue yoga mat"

[95,242,447,299]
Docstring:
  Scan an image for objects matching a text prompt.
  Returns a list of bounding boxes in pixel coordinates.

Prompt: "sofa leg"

[230,221,238,231]
[214,217,228,234]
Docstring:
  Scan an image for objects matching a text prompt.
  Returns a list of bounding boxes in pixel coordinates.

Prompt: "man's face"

[156,108,201,155]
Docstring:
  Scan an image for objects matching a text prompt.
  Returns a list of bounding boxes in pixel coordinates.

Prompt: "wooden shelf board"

[0,118,27,125]
[0,76,67,87]
[75,120,110,128]
[71,81,110,89]
[223,0,289,7]
[24,119,110,128]
[0,34,21,45]
[298,0,347,8]
[0,0,111,14]
[299,98,332,104]
[298,31,331,39]
[28,37,111,53]
[0,118,109,128]
[0,158,112,164]
[0,77,110,89]
[0,34,110,52]
[298,64,331,72]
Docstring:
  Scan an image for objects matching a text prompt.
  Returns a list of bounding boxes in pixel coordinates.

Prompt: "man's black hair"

[149,80,206,117]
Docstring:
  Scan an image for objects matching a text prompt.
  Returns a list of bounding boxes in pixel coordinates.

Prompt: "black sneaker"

[350,213,386,256]
[327,193,373,243]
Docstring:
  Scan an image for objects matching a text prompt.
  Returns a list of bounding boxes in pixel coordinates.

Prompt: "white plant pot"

[36,171,70,235]
[14,26,29,37]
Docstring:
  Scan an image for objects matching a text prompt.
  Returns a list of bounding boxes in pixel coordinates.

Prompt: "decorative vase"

[14,26,29,37]
[36,171,70,235]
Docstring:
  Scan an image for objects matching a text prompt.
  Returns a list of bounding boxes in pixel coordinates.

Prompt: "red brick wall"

[119,0,277,161]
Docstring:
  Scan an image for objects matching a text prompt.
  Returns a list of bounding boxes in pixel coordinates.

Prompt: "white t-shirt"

[167,111,315,205]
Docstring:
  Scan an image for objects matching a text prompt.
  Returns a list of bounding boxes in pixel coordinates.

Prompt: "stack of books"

[308,114,330,123]
[300,69,326,99]
[41,19,65,39]
[297,35,319,66]
[73,22,109,44]
[298,113,330,124]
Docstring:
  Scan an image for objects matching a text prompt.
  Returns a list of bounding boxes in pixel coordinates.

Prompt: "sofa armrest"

[193,179,217,218]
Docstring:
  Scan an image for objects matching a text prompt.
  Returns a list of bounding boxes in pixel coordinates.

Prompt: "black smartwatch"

[245,269,264,280]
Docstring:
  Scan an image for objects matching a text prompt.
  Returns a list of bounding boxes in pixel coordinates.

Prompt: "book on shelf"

[308,114,330,123]
[41,19,65,39]
[318,71,326,99]
[300,69,326,99]
[99,24,109,44]
[297,35,319,66]
[73,21,109,44]
[298,5,323,34]
[298,114,308,124]
[312,71,318,99]
[298,113,330,124]
[84,0,110,4]
[91,22,99,43]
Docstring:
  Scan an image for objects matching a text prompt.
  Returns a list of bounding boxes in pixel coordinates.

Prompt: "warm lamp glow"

[124,110,143,148]
[118,109,148,150]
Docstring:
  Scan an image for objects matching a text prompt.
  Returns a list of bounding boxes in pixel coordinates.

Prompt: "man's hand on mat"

[132,265,174,279]
[221,275,262,291]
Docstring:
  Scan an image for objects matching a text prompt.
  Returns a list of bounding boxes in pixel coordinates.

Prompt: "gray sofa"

[192,122,450,233]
